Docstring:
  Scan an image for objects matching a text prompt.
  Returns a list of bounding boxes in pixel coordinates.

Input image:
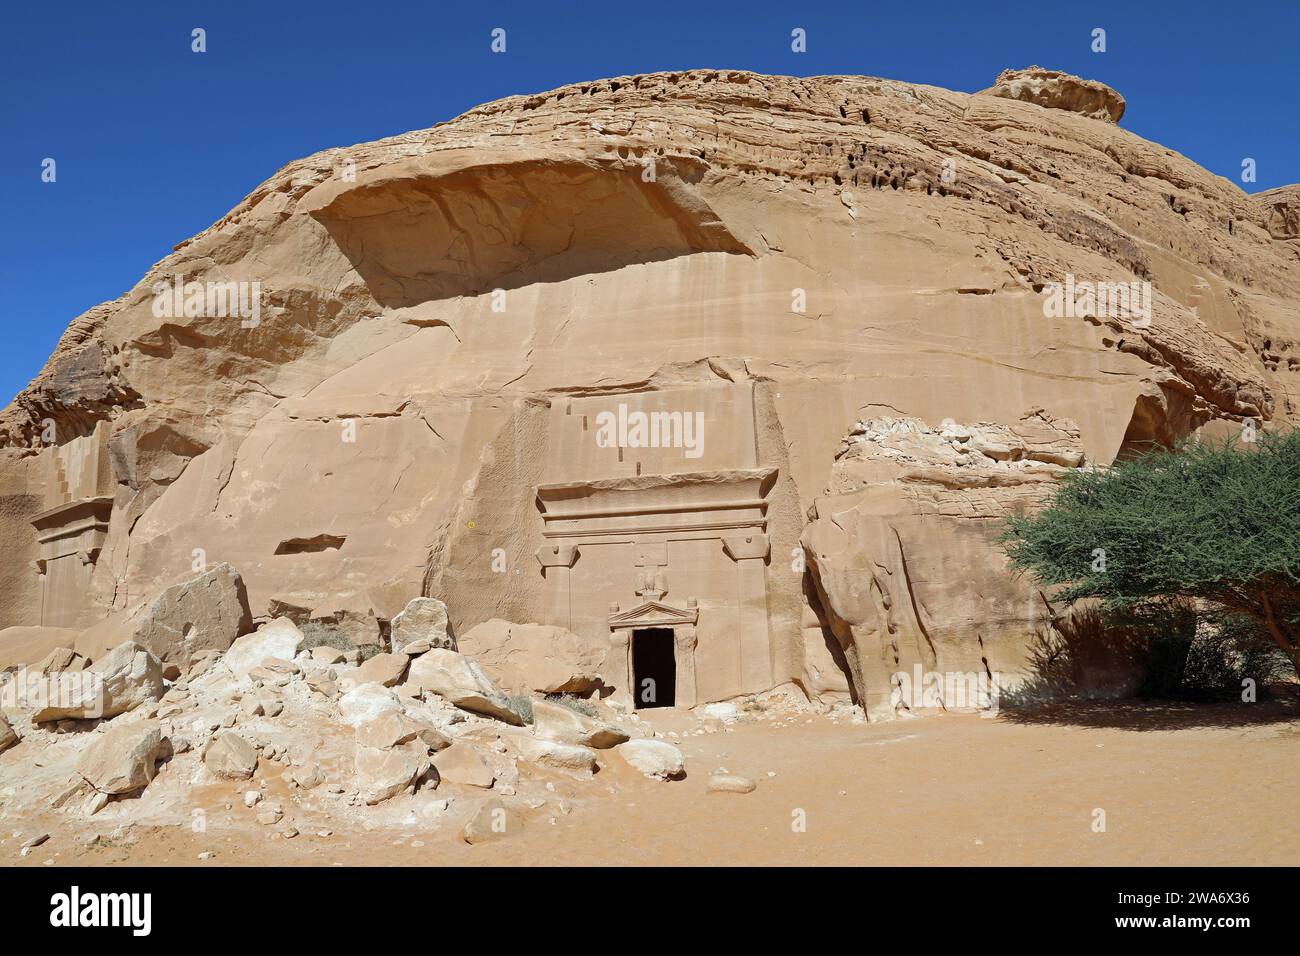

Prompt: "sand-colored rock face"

[980,66,1126,124]
[1255,184,1300,240]
[804,413,1087,718]
[1,68,1298,714]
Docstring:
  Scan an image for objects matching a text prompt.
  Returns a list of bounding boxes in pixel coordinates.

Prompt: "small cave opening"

[274,533,346,555]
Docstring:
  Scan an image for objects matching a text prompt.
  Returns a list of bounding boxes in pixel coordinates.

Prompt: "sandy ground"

[5,699,1297,867]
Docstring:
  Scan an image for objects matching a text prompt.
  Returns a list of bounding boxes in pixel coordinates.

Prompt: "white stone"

[390,597,456,654]
[530,698,628,749]
[204,733,258,780]
[355,741,427,804]
[338,682,402,727]
[76,722,165,795]
[405,649,523,725]
[32,641,163,722]
[707,773,756,793]
[700,702,740,723]
[223,618,305,680]
[512,736,599,774]
[617,739,685,780]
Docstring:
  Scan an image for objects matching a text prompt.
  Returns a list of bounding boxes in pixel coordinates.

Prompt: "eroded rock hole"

[274,534,346,555]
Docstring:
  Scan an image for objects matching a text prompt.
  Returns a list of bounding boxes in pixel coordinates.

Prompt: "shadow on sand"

[993,600,1300,730]
[998,695,1300,731]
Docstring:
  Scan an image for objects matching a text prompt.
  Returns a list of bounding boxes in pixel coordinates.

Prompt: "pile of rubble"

[0,583,714,852]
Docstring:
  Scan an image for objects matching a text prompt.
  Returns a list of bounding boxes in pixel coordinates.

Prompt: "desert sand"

[7,700,1295,867]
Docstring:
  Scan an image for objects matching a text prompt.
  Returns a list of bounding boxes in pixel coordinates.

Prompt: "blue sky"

[2,0,1296,404]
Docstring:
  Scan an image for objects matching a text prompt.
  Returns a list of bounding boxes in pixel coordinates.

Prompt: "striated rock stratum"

[2,68,1298,717]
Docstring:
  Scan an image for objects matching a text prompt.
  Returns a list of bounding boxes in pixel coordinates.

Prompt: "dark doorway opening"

[632,628,676,708]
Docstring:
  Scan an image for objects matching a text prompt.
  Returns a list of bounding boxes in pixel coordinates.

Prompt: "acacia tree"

[1001,429,1300,679]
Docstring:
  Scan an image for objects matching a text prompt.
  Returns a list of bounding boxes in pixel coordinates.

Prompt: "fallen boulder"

[77,722,166,795]
[457,619,606,694]
[31,641,163,722]
[32,647,89,674]
[338,682,402,727]
[355,710,450,752]
[406,649,524,725]
[531,698,628,749]
[129,563,254,667]
[204,732,259,780]
[0,626,83,672]
[390,597,456,654]
[309,646,346,666]
[355,741,428,804]
[512,736,599,774]
[431,742,495,788]
[286,763,325,790]
[618,739,685,780]
[0,714,16,753]
[78,565,253,668]
[224,618,304,680]
[305,670,340,700]
[353,652,408,687]
[699,702,740,723]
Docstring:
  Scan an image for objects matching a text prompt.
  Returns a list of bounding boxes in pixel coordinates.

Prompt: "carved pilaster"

[674,605,700,707]
[608,607,631,702]
[722,532,773,693]
[722,532,770,562]
[536,544,580,631]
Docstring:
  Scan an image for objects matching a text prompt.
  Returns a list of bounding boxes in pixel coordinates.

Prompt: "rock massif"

[1,67,1298,715]
[981,65,1126,124]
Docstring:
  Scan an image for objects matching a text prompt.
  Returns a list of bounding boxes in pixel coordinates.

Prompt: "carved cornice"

[30,496,113,545]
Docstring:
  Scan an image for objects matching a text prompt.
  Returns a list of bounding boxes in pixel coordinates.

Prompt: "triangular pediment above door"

[608,600,699,629]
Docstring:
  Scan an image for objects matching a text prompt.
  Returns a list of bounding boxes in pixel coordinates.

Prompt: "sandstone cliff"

[3,68,1297,715]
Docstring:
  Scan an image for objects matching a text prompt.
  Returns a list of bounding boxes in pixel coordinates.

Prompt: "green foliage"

[544,693,597,717]
[299,622,355,653]
[1001,429,1300,678]
[1002,430,1300,605]
[1111,599,1199,699]
[1182,611,1295,699]
[507,693,535,724]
